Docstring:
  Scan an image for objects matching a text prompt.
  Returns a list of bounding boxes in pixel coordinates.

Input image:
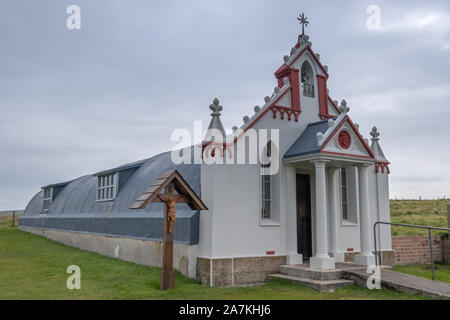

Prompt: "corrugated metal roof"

[22,148,201,219]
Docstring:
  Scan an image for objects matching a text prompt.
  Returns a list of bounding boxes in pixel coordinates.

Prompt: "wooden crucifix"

[129,170,207,290]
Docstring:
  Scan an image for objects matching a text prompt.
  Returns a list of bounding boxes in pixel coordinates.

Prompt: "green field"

[0,210,23,217]
[390,199,450,236]
[0,217,424,300]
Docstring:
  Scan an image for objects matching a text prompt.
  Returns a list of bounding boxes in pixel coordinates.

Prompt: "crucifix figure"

[297,13,309,36]
[129,170,208,290]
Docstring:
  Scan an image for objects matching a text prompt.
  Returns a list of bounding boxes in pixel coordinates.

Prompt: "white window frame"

[260,142,272,221]
[96,173,118,202]
[340,168,348,221]
[42,187,52,212]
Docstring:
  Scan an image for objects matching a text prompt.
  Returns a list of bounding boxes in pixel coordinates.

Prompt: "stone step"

[269,273,354,293]
[279,265,343,280]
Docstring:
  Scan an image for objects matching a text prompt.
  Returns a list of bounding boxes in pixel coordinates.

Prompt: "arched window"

[261,141,272,219]
[301,61,315,98]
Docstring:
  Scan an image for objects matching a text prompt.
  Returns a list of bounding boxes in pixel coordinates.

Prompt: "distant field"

[390,200,450,236]
[3,200,449,236]
[0,210,24,217]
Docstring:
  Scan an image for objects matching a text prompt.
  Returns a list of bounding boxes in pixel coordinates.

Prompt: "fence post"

[428,229,436,280]
[11,210,16,227]
[447,205,450,231]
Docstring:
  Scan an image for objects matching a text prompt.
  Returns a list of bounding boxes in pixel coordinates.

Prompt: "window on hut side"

[261,142,272,219]
[341,168,348,221]
[42,187,52,211]
[97,173,117,202]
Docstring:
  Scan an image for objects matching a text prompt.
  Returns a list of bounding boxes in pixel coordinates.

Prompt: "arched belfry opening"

[301,61,315,98]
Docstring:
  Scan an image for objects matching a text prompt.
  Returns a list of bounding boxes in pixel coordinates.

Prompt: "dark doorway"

[296,174,312,259]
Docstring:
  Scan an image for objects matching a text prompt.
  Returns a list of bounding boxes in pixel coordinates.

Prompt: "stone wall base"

[19,226,198,278]
[197,256,287,287]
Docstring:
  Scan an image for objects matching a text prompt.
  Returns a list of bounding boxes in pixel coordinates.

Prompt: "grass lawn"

[390,199,450,236]
[393,263,450,284]
[0,217,426,300]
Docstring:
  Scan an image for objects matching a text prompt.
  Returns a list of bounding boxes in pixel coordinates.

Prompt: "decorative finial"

[370,127,380,141]
[254,105,261,113]
[232,126,238,133]
[283,55,289,63]
[297,13,309,36]
[264,96,271,103]
[243,116,250,123]
[316,132,324,144]
[209,98,223,116]
[338,99,350,113]
[204,97,226,141]
[274,87,280,94]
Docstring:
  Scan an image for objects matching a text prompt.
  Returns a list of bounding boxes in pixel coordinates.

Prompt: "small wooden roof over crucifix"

[129,170,207,210]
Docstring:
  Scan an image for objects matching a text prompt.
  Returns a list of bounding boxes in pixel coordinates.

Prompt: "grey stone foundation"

[196,256,287,287]
[19,226,198,278]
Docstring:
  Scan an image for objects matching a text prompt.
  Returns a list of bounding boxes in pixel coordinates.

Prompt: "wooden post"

[11,210,16,227]
[160,185,175,290]
[447,204,450,231]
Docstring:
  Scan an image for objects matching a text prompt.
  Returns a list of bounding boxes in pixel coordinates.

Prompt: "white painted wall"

[198,43,392,262]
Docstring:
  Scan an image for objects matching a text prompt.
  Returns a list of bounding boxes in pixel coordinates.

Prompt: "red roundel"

[338,131,351,149]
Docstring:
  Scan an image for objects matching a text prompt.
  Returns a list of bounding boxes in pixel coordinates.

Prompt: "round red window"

[338,131,351,149]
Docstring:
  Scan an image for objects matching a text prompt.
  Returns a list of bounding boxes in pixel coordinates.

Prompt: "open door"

[296,174,312,260]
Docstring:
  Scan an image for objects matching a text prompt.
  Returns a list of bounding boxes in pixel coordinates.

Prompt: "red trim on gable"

[290,69,300,111]
[274,67,301,112]
[227,87,292,147]
[275,46,329,79]
[317,75,328,119]
[320,116,375,159]
[321,151,374,160]
[328,97,341,115]
[375,161,391,174]
[271,105,301,122]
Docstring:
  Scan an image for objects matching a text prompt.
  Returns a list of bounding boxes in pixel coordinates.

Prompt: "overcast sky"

[0,0,449,210]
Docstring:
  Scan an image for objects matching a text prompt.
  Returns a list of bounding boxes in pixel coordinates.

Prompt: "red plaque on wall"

[338,131,351,150]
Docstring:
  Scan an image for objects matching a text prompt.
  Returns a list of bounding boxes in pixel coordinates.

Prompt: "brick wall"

[392,235,442,265]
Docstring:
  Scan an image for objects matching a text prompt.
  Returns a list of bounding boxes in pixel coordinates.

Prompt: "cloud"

[381,8,450,50]
[0,1,450,209]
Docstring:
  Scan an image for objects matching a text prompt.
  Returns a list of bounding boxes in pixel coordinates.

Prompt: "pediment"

[321,117,374,159]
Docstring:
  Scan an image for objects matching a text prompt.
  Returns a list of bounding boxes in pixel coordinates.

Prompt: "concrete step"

[269,273,354,293]
[279,265,343,281]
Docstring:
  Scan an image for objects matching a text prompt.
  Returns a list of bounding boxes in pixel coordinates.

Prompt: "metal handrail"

[374,221,450,280]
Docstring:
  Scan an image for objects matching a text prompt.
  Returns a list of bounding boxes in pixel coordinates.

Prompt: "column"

[286,164,303,264]
[310,160,335,270]
[327,167,345,262]
[355,165,376,266]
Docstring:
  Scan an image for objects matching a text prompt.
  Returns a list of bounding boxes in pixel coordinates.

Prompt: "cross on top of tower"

[297,13,309,36]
